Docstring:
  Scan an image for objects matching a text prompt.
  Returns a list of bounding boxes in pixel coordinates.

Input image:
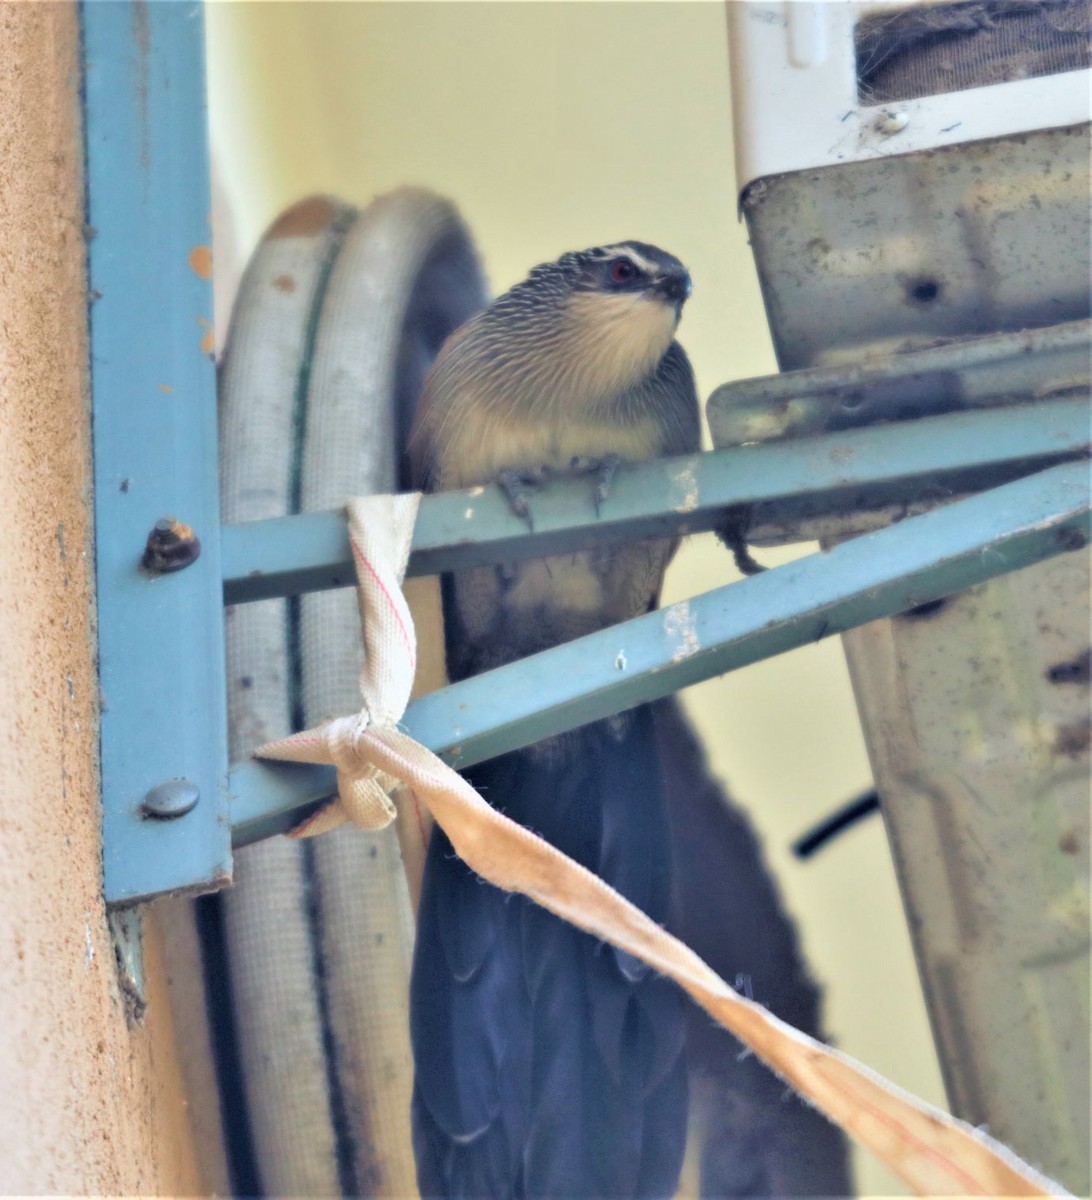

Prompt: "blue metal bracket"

[221,394,1088,603]
[85,0,231,906]
[83,0,1089,905]
[228,459,1091,845]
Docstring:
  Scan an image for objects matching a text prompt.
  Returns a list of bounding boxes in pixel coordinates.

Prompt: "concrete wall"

[0,5,205,1191]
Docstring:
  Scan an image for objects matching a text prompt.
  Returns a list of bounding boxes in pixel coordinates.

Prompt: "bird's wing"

[410,708,689,1199]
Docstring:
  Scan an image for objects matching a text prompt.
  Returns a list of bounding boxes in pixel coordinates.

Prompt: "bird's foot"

[569,453,622,516]
[495,464,553,530]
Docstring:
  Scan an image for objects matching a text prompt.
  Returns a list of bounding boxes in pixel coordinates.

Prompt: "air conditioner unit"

[723,2,1091,1191]
[728,0,1090,367]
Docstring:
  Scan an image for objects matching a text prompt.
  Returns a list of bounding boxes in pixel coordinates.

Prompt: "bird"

[407,240,702,1198]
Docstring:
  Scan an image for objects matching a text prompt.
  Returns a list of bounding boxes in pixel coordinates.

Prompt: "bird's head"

[427,240,694,425]
[541,242,692,401]
[558,241,692,319]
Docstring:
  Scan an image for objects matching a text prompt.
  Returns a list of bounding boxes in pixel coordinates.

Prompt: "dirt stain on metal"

[1053,720,1091,761]
[1047,648,1090,685]
[131,0,152,173]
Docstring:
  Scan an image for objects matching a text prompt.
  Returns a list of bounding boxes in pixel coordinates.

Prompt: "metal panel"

[844,548,1091,1188]
[84,0,231,904]
[739,125,1090,371]
[228,459,1091,845]
[707,320,1091,448]
[733,62,1090,1185]
[221,394,1089,603]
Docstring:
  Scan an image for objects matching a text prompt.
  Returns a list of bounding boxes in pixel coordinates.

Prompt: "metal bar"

[228,459,1091,847]
[85,1,232,904]
[221,395,1088,604]
[708,318,1091,447]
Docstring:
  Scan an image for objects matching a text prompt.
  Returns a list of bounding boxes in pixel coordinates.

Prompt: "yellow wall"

[205,4,945,1194]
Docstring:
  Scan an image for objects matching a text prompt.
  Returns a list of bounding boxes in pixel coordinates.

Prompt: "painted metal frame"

[84,0,1090,903]
[222,395,1088,602]
[84,0,231,906]
[228,458,1091,845]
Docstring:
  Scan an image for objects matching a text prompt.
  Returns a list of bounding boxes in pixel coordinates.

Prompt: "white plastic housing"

[727,0,1092,191]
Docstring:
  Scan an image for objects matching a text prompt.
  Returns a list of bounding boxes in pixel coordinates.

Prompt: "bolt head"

[142,517,201,573]
[141,778,200,819]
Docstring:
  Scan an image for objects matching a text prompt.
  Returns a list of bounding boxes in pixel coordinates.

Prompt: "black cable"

[792,790,881,859]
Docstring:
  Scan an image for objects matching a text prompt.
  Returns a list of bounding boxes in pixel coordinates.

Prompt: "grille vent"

[856,0,1092,103]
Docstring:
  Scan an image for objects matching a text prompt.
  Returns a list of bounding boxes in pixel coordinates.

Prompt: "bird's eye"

[610,259,637,284]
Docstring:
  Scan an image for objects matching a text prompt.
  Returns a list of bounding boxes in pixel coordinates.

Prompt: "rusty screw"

[142,516,201,573]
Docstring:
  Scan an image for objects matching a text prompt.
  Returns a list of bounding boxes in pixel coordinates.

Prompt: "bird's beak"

[653,269,692,312]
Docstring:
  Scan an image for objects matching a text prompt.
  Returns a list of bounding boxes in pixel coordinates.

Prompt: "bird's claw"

[496,465,552,531]
[497,456,623,526]
[569,453,622,517]
[594,454,621,516]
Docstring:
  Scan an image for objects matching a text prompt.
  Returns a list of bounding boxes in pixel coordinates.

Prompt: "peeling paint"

[663,601,700,663]
[670,463,699,513]
[196,316,214,356]
[187,245,212,280]
[269,195,341,239]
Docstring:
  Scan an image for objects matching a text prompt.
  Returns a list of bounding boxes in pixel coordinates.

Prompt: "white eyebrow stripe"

[597,244,662,275]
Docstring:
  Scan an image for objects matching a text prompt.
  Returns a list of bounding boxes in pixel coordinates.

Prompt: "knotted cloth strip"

[255,494,1069,1198]
[258,493,421,838]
